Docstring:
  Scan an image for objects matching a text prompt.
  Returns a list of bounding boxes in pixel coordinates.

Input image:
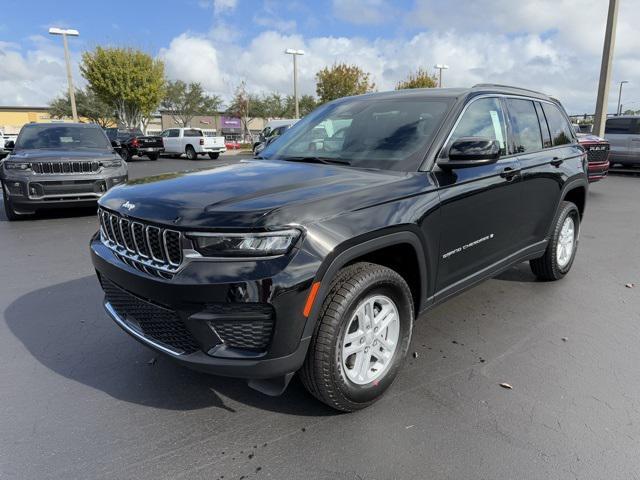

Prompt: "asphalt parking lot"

[1,159,639,480]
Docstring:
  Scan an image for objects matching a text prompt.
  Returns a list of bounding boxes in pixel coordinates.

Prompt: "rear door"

[434,96,523,292]
[505,98,565,247]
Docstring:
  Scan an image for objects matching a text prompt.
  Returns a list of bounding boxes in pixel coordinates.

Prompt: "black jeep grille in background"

[32,161,100,174]
[586,144,610,164]
[99,208,183,278]
[101,277,200,354]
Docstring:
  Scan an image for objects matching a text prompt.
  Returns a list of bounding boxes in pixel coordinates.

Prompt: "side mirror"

[4,140,15,151]
[438,137,500,169]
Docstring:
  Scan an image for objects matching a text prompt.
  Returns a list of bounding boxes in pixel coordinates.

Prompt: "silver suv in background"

[604,116,640,167]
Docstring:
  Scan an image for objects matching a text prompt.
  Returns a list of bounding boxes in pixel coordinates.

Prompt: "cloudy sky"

[0,0,639,114]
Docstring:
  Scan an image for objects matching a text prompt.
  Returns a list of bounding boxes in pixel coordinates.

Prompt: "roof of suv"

[344,84,556,103]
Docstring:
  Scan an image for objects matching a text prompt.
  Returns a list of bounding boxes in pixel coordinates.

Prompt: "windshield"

[261,97,452,171]
[16,124,112,151]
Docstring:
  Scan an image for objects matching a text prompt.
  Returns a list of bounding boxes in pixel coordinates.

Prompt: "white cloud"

[213,0,238,15]
[0,40,83,106]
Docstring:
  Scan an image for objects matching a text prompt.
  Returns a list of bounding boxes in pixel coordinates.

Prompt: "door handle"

[550,157,564,167]
[500,167,521,180]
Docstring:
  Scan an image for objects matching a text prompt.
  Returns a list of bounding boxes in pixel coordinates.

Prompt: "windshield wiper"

[280,156,351,166]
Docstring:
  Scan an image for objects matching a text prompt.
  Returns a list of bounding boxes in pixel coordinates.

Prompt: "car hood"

[8,149,118,161]
[99,159,427,228]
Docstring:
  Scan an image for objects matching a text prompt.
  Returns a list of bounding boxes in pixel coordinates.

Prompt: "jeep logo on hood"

[122,201,136,211]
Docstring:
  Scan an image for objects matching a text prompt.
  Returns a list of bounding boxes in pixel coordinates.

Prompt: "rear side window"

[506,99,543,153]
[448,97,507,156]
[541,103,574,146]
[184,129,203,137]
[534,102,552,148]
[605,118,634,134]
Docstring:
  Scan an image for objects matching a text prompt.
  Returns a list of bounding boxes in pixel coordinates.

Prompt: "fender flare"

[546,176,588,238]
[302,230,428,339]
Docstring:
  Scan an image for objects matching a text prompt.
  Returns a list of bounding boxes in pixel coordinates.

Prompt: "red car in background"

[225,140,241,150]
[576,131,610,183]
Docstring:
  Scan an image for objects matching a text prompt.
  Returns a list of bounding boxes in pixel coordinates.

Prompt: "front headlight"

[100,159,123,168]
[4,162,31,171]
[189,229,300,257]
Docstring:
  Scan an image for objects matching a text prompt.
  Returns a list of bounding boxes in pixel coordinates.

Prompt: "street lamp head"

[49,27,79,36]
[434,64,449,70]
[285,48,305,55]
[620,80,629,85]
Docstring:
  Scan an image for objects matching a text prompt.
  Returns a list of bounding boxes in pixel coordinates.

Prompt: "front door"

[433,96,523,293]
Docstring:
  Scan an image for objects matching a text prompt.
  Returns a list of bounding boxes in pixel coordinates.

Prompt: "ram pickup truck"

[91,85,588,411]
[160,128,226,160]
[105,128,164,162]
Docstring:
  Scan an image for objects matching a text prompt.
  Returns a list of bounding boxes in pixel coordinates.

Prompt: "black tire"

[530,201,580,281]
[147,153,159,161]
[208,152,220,160]
[300,262,414,412]
[120,148,132,162]
[185,145,197,160]
[2,184,21,221]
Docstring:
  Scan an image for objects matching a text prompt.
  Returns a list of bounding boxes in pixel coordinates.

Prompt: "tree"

[315,63,375,103]
[395,68,438,90]
[81,47,165,129]
[161,80,223,127]
[282,94,317,117]
[49,88,114,127]
[226,82,262,139]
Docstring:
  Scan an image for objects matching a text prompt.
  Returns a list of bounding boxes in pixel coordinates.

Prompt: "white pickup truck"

[160,128,226,160]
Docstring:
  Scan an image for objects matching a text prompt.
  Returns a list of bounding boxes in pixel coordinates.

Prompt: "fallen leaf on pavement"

[499,383,513,390]
[625,283,634,288]
[147,357,157,365]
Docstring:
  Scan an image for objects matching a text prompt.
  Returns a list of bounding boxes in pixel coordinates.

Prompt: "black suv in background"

[91,85,587,411]
[1,123,128,220]
[105,128,164,162]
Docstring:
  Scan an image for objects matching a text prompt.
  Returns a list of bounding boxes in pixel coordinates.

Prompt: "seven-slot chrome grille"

[32,161,101,175]
[98,208,183,278]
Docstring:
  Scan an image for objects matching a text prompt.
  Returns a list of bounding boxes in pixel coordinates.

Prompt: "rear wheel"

[208,152,220,160]
[300,262,414,412]
[147,153,159,161]
[185,145,197,160]
[530,201,580,281]
[120,148,132,162]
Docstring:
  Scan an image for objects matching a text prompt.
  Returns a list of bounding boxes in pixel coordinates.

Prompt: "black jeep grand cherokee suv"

[91,85,587,411]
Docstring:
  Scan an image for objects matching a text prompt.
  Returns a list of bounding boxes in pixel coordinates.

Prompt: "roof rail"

[472,83,547,96]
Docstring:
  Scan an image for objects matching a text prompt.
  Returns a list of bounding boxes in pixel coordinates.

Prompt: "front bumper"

[90,234,316,379]
[588,160,609,183]
[2,172,128,212]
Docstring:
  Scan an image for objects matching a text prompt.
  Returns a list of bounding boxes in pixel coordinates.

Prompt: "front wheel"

[208,152,220,160]
[530,201,580,281]
[300,262,414,412]
[2,184,21,221]
[147,153,159,161]
[120,148,132,162]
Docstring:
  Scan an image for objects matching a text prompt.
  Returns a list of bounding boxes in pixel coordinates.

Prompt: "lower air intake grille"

[101,277,200,354]
[207,304,274,351]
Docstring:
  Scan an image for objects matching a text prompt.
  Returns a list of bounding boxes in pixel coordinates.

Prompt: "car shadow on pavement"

[493,262,539,283]
[4,276,335,417]
[0,205,97,222]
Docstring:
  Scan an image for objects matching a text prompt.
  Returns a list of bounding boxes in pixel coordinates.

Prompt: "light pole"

[285,49,305,118]
[617,80,629,115]
[49,27,80,122]
[593,0,620,137]
[434,64,449,88]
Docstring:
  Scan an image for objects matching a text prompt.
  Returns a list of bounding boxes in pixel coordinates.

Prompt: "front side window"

[447,97,507,156]
[262,97,452,171]
[15,125,111,150]
[506,99,543,153]
[168,129,180,138]
[542,103,574,146]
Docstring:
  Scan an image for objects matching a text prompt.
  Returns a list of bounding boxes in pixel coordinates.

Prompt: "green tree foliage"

[395,68,438,90]
[256,93,318,119]
[81,47,165,128]
[49,88,114,127]
[226,82,263,138]
[161,80,223,127]
[315,63,375,103]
